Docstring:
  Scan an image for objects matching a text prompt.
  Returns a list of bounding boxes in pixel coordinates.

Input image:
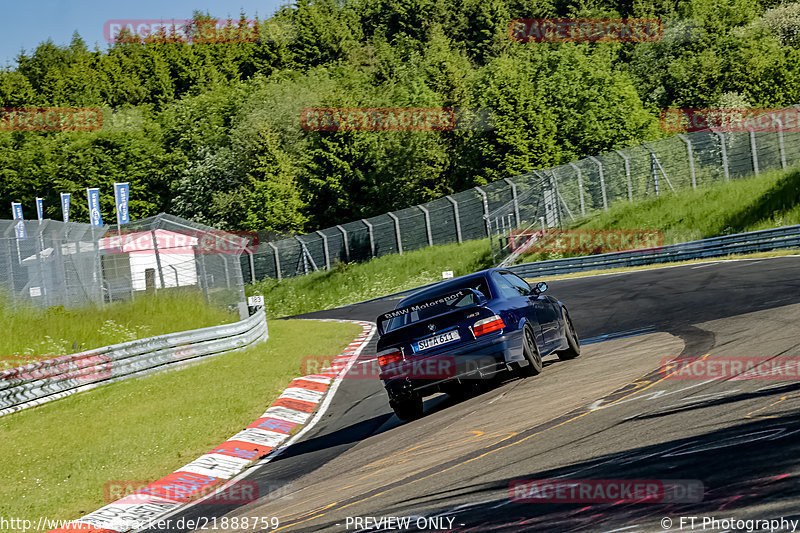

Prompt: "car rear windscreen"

[380,277,491,333]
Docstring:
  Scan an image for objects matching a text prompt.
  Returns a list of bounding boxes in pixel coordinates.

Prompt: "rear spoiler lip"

[377,288,486,335]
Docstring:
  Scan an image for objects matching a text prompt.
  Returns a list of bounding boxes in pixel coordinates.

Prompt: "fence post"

[716,132,730,182]
[418,205,433,246]
[315,230,330,270]
[150,230,166,290]
[268,242,281,281]
[773,116,787,170]
[336,224,350,262]
[245,248,256,283]
[569,162,585,216]
[503,178,520,226]
[749,128,760,177]
[475,186,490,238]
[387,212,403,254]
[587,156,608,210]
[445,195,463,243]
[678,134,697,190]
[614,150,633,201]
[362,219,376,257]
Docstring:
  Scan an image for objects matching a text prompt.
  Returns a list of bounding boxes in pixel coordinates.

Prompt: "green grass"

[575,166,800,238]
[0,319,361,530]
[0,291,236,367]
[249,238,493,318]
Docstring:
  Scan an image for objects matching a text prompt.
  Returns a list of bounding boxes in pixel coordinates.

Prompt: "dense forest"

[1,0,799,233]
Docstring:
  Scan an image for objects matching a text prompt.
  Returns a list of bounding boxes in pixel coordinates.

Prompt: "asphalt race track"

[145,255,800,533]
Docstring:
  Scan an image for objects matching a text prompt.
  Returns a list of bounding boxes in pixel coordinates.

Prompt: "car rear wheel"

[391,395,423,421]
[558,311,581,360]
[518,323,543,377]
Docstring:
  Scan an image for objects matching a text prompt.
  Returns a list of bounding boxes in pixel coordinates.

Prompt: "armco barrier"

[0,309,267,417]
[508,225,800,278]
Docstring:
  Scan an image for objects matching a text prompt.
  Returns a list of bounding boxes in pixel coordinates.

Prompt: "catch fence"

[247,106,800,279]
[2,213,249,311]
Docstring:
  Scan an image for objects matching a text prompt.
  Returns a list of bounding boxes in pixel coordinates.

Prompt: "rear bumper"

[381,333,517,397]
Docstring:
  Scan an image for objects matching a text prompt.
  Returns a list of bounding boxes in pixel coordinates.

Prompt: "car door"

[501,271,560,349]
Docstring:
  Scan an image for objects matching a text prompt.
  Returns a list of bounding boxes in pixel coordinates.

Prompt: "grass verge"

[0,319,361,529]
[1,291,236,366]
[516,166,800,263]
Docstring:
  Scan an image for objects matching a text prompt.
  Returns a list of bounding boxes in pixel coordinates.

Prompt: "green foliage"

[1,0,799,232]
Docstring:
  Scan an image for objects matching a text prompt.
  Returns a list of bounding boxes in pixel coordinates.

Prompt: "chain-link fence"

[1,213,248,311]
[246,105,800,280]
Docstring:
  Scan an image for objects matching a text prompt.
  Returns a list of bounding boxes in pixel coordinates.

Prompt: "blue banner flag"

[36,197,44,221]
[61,193,71,223]
[113,182,130,225]
[87,188,103,226]
[11,202,27,240]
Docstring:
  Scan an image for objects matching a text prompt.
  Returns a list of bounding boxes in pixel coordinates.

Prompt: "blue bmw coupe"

[376,267,580,420]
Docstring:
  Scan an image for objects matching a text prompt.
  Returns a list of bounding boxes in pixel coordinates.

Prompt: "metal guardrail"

[0,308,268,417]
[508,225,800,279]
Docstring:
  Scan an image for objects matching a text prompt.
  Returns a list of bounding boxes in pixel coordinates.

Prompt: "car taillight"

[472,315,505,337]
[378,348,403,367]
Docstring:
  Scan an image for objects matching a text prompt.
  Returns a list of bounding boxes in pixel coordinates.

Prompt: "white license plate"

[414,330,461,352]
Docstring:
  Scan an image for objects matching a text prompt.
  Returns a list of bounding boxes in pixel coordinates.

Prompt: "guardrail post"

[387,212,403,254]
[678,134,697,190]
[418,205,433,246]
[503,178,520,226]
[569,162,585,216]
[588,157,608,210]
[445,195,463,243]
[748,127,760,177]
[336,224,349,262]
[614,150,633,201]
[362,219,376,257]
[716,132,730,182]
[268,242,281,281]
[315,230,330,270]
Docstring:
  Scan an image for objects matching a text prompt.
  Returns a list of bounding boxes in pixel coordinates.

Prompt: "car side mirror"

[532,281,548,295]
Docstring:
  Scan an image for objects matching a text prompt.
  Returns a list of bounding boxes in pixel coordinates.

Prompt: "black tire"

[518,323,543,377]
[391,395,423,421]
[558,310,581,360]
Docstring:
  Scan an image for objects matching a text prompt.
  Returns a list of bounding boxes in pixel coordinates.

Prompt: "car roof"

[396,267,501,307]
